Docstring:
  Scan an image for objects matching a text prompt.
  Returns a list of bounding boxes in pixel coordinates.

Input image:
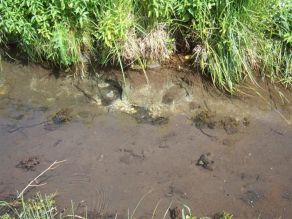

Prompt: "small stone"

[196,153,214,170]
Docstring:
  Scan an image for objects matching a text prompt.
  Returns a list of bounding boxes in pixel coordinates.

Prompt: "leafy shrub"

[268,0,292,44]
[138,0,176,27]
[93,0,136,65]
[0,0,100,66]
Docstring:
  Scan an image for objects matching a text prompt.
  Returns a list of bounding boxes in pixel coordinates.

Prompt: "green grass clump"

[0,0,291,91]
[174,0,291,91]
[1,193,58,219]
[0,0,97,66]
[0,193,87,219]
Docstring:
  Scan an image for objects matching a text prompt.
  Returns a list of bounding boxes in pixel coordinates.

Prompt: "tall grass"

[0,0,291,91]
[0,0,97,66]
[175,0,291,91]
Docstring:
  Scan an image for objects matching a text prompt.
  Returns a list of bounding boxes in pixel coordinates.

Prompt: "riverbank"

[1,0,291,92]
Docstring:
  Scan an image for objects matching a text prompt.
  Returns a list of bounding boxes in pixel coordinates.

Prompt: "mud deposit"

[1,62,292,218]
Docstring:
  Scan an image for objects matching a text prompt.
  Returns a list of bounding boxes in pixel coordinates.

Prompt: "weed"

[0,193,58,219]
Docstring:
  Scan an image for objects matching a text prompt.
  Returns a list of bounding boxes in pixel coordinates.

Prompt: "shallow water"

[0,62,292,218]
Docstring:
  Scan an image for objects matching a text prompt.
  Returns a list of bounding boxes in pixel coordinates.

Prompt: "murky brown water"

[0,61,292,218]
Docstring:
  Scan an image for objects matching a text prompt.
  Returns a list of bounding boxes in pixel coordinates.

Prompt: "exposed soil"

[1,61,292,218]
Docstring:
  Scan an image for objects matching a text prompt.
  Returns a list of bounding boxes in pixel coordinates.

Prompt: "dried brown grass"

[121,24,174,64]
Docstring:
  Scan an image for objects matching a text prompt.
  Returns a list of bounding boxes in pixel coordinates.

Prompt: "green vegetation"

[0,193,68,219]
[0,0,291,91]
[176,0,291,90]
[0,193,232,219]
[0,193,91,219]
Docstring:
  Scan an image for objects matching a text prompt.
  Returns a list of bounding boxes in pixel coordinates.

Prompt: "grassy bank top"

[0,0,291,91]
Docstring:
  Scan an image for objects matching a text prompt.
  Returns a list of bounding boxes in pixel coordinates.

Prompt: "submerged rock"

[192,110,216,129]
[44,108,73,131]
[16,156,40,171]
[51,108,73,125]
[196,153,214,170]
[98,79,123,106]
[132,106,168,125]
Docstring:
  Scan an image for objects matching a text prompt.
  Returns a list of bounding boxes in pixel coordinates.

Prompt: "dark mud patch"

[196,153,214,171]
[119,148,146,165]
[44,108,73,131]
[192,111,216,129]
[16,156,40,171]
[192,110,250,135]
[132,106,168,125]
[240,190,264,207]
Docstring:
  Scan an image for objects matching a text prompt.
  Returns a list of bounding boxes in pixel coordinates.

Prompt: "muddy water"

[0,62,292,218]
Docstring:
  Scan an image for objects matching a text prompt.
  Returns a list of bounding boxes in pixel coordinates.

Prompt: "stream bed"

[0,61,292,218]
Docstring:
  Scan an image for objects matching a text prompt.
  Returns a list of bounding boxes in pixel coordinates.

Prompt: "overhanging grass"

[0,0,291,91]
[175,0,291,91]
